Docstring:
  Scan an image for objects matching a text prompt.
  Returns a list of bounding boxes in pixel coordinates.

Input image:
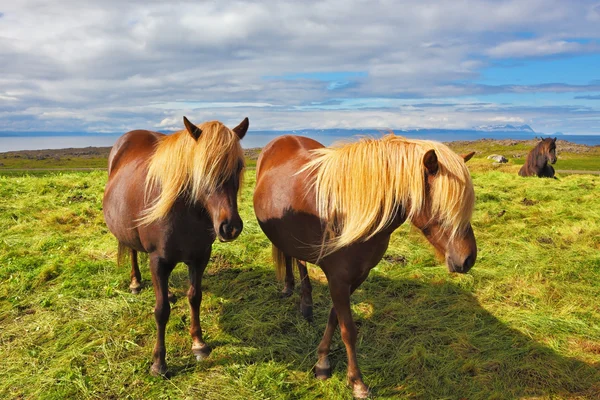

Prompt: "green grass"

[0,156,107,170]
[1,162,600,399]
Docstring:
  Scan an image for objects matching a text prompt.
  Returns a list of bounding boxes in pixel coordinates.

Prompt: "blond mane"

[301,134,475,257]
[139,121,244,225]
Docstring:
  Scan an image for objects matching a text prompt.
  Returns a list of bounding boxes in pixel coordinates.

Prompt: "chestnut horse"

[103,116,248,376]
[253,134,477,398]
[518,137,557,178]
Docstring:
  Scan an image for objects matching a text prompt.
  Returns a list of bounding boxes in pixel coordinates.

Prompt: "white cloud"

[0,0,599,134]
[486,38,592,58]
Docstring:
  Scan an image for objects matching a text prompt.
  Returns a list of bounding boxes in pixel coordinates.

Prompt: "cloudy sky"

[1,0,600,135]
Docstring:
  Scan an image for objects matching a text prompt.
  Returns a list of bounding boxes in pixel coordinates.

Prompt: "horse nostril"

[219,222,229,238]
[219,220,242,240]
[463,254,475,271]
[230,221,242,238]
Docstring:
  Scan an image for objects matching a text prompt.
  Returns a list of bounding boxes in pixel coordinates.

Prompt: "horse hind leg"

[273,245,312,319]
[297,260,313,321]
[282,255,295,297]
[129,248,143,294]
[117,242,143,294]
[272,245,294,297]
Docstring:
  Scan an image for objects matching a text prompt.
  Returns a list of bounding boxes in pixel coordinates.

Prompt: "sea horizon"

[1,129,599,152]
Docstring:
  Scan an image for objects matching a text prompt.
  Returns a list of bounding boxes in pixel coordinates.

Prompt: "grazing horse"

[253,134,477,398]
[103,116,248,376]
[518,137,557,178]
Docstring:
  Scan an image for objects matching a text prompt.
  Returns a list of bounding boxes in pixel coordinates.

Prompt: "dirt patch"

[521,198,539,206]
[569,338,600,355]
[66,195,88,203]
[383,254,408,265]
[536,237,554,245]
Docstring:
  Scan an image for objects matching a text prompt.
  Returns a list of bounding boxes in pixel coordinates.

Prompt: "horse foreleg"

[297,260,313,321]
[149,254,174,377]
[187,250,212,361]
[329,280,370,399]
[129,249,142,294]
[315,307,337,380]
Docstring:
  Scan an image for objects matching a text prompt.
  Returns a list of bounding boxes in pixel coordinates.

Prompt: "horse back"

[254,135,323,219]
[104,130,165,252]
[108,130,165,176]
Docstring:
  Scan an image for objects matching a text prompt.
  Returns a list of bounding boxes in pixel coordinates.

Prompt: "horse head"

[542,137,557,165]
[183,116,249,242]
[412,150,477,273]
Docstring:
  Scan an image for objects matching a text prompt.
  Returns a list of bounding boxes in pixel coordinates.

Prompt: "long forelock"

[139,121,244,225]
[527,139,552,166]
[302,134,474,258]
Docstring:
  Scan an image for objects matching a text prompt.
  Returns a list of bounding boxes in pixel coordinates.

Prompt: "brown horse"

[253,134,477,398]
[518,137,557,178]
[103,116,248,376]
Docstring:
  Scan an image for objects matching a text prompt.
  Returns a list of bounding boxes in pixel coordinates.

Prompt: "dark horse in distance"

[103,116,248,376]
[518,137,557,178]
[253,134,477,398]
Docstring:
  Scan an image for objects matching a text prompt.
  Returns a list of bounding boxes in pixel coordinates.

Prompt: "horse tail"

[272,244,290,281]
[117,242,130,268]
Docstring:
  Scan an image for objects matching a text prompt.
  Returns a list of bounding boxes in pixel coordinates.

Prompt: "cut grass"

[1,160,600,399]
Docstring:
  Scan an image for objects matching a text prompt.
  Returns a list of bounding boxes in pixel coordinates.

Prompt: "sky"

[1,0,600,135]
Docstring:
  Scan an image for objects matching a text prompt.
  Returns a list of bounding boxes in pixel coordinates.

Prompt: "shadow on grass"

[199,263,600,399]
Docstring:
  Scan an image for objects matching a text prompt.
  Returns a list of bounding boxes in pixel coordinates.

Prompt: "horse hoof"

[352,385,371,399]
[281,287,293,298]
[351,383,371,399]
[129,282,142,294]
[314,366,331,380]
[192,344,212,361]
[150,363,170,378]
[168,292,177,304]
[301,304,313,322]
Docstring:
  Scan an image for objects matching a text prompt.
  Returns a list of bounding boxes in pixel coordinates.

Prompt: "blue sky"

[0,0,599,135]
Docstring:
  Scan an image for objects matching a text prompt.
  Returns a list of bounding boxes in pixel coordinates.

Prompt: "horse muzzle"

[217,220,243,242]
[446,253,476,274]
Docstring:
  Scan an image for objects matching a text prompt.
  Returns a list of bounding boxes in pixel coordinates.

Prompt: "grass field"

[1,150,600,399]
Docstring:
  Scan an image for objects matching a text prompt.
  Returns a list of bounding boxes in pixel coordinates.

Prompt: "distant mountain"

[473,124,535,133]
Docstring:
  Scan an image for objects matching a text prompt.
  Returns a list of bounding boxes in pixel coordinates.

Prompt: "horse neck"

[382,203,410,235]
[534,146,548,169]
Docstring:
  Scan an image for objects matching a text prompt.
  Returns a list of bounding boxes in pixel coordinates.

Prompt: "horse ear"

[553,137,557,142]
[423,149,438,175]
[461,151,475,163]
[232,117,249,140]
[183,116,202,141]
